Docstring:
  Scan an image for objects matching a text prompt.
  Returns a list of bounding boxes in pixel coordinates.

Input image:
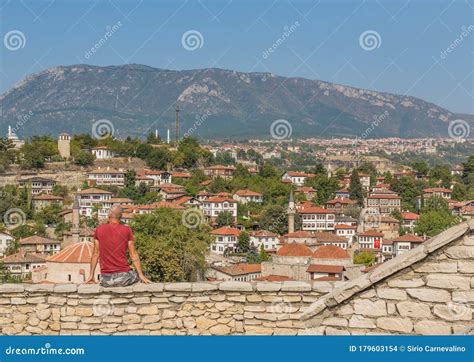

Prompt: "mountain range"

[0,64,471,139]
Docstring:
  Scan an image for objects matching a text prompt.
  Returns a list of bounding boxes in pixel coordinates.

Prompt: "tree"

[391,176,420,211]
[73,151,95,166]
[452,183,467,201]
[414,210,460,237]
[259,245,271,262]
[237,231,250,252]
[307,176,339,204]
[216,211,234,227]
[349,169,363,206]
[411,160,429,177]
[259,205,288,235]
[353,251,375,266]
[132,208,211,281]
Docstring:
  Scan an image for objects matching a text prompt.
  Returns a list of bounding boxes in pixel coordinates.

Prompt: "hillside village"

[1,127,474,285]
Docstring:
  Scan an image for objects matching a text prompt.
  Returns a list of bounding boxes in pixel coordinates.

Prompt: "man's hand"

[138,273,151,284]
[85,276,96,284]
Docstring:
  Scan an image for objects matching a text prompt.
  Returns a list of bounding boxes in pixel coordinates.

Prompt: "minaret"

[71,194,80,244]
[167,129,170,144]
[287,190,296,234]
[175,105,180,143]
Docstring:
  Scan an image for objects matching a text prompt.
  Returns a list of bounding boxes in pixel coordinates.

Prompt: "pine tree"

[349,169,364,206]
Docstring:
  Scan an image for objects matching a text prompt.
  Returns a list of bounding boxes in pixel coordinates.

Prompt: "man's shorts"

[100,270,139,287]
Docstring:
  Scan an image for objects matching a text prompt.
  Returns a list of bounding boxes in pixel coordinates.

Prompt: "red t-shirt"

[94,223,133,274]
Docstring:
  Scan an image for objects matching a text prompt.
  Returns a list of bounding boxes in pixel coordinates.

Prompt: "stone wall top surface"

[0,280,345,295]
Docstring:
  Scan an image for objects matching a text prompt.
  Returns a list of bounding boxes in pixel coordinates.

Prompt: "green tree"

[216,211,234,227]
[452,183,467,201]
[349,169,364,206]
[73,150,95,166]
[237,231,250,252]
[353,251,375,266]
[132,208,211,281]
[259,205,288,235]
[414,210,459,237]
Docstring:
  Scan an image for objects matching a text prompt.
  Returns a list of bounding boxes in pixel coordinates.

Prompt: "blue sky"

[1,0,473,113]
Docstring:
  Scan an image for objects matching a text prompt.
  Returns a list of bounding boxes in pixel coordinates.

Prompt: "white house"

[87,167,126,187]
[77,188,113,219]
[281,171,315,186]
[207,263,262,282]
[209,227,241,254]
[400,211,419,231]
[91,146,115,159]
[334,224,356,245]
[249,230,279,251]
[233,190,263,204]
[392,234,425,256]
[201,197,238,222]
[0,231,13,256]
[299,205,336,232]
[357,230,384,250]
[136,169,172,186]
[1,251,46,279]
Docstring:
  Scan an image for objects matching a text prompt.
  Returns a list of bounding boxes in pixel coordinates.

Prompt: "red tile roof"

[401,212,420,220]
[251,230,278,238]
[32,194,64,201]
[234,189,262,197]
[391,234,424,243]
[299,204,334,214]
[423,187,452,193]
[20,236,60,245]
[2,251,46,264]
[213,263,261,276]
[210,227,241,236]
[312,245,350,259]
[283,230,314,238]
[78,188,112,194]
[277,242,313,257]
[358,230,384,237]
[206,196,237,203]
[335,224,357,230]
[367,194,400,199]
[48,242,94,263]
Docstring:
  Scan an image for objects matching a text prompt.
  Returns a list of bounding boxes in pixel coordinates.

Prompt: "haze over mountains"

[0,64,470,139]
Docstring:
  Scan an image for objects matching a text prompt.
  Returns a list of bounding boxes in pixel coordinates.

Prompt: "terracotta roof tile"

[277,242,313,257]
[312,245,350,259]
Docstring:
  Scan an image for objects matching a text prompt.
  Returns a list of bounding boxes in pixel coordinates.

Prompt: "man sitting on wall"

[86,205,150,287]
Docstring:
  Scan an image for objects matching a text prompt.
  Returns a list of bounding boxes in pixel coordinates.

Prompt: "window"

[68,275,72,282]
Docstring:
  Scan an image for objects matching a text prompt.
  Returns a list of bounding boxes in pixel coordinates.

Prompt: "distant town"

[0,124,473,285]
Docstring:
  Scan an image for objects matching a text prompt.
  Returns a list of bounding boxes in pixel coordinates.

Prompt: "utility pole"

[175,105,180,143]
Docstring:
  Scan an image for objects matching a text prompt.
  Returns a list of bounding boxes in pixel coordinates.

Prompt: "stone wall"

[302,222,474,335]
[0,281,342,335]
[1,221,472,336]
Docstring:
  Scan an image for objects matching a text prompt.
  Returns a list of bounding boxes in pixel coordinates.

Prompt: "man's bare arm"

[85,239,100,283]
[128,239,151,283]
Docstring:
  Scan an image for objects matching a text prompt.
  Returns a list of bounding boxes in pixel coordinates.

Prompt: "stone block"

[164,283,192,292]
[54,284,78,293]
[77,284,102,294]
[256,282,281,292]
[353,300,387,317]
[0,284,24,293]
[321,317,348,327]
[406,288,450,302]
[396,301,432,318]
[132,283,164,293]
[414,321,452,335]
[281,281,312,292]
[444,246,474,259]
[219,281,253,292]
[387,278,425,288]
[413,261,458,273]
[191,283,218,292]
[376,288,407,300]
[376,317,413,333]
[426,274,470,290]
[369,248,426,284]
[349,315,376,329]
[458,261,474,274]
[433,304,472,321]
